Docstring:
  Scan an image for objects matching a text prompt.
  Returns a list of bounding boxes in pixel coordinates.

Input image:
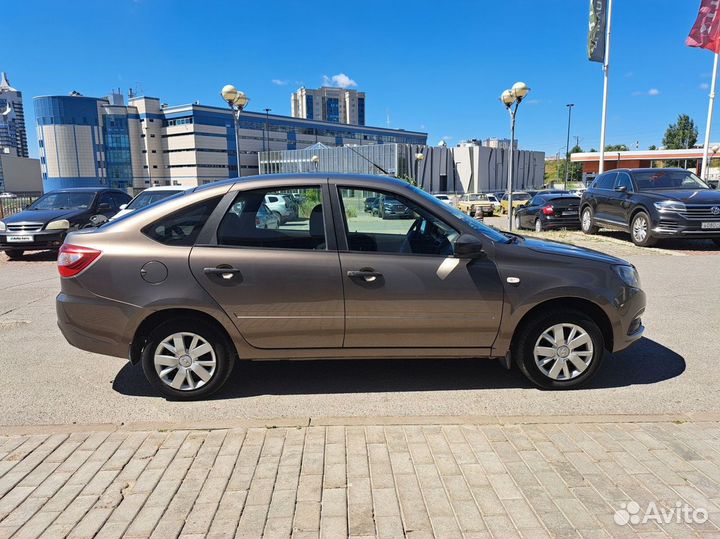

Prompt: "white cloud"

[700,82,710,90]
[322,73,358,88]
[525,98,542,105]
[271,79,288,86]
[441,135,453,141]
[632,88,660,96]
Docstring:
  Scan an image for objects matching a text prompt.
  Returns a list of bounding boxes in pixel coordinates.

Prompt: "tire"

[4,250,24,260]
[513,309,605,390]
[534,218,543,232]
[581,207,599,235]
[140,318,235,400]
[630,211,657,247]
[713,238,720,247]
[514,215,521,230]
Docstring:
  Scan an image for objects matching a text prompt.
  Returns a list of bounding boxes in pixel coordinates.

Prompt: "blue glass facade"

[102,114,132,190]
[358,97,365,126]
[305,95,313,119]
[325,98,339,123]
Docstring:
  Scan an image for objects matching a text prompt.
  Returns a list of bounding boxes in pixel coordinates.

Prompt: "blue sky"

[5,0,718,158]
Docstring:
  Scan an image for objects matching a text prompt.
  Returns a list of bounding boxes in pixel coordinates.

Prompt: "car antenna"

[344,145,390,175]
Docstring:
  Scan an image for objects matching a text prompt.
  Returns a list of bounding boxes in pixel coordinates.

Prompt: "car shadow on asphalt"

[112,337,685,399]
[4,250,57,262]
[594,230,720,252]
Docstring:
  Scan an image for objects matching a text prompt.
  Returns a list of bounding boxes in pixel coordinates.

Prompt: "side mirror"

[615,185,627,193]
[118,204,127,210]
[453,234,484,258]
[97,203,112,211]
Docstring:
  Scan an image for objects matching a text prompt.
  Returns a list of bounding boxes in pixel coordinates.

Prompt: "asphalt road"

[0,229,719,426]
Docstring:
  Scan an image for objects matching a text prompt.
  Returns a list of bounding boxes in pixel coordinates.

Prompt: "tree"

[648,144,658,150]
[662,114,698,167]
[662,114,697,149]
[605,144,629,151]
[557,144,584,181]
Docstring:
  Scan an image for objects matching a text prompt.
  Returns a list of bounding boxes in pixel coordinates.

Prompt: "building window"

[325,98,339,123]
[150,134,156,138]
[305,95,314,119]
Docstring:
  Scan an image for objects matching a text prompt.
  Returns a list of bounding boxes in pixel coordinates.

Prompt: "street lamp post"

[564,103,574,189]
[414,151,425,187]
[311,154,319,172]
[500,82,531,231]
[221,84,250,178]
[263,108,271,153]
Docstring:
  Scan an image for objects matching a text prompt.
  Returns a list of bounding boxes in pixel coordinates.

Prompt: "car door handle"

[347,269,383,282]
[203,266,241,280]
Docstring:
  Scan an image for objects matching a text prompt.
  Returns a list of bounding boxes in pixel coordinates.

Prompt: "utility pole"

[564,104,575,189]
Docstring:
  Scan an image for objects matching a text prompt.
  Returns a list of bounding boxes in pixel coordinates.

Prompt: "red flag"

[688,0,720,53]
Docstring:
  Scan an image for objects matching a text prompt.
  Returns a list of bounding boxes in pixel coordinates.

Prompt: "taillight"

[57,244,102,278]
[542,205,555,216]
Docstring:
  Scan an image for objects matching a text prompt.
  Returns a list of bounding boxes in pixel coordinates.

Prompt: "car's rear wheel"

[141,319,234,400]
[513,309,605,389]
[514,215,521,229]
[534,218,543,232]
[4,249,24,260]
[581,207,599,235]
[713,238,720,247]
[630,211,657,247]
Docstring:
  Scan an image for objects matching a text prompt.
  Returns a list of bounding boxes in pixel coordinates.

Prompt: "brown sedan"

[56,174,646,399]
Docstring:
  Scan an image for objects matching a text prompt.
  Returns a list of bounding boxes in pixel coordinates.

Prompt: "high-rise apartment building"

[291,87,366,125]
[34,92,425,192]
[0,72,29,158]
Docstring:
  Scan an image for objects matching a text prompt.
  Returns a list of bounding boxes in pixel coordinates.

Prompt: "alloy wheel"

[535,219,542,232]
[633,215,648,243]
[153,332,217,391]
[533,323,594,381]
[581,209,592,231]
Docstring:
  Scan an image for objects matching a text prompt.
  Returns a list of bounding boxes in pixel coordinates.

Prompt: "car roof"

[45,187,123,194]
[140,185,193,192]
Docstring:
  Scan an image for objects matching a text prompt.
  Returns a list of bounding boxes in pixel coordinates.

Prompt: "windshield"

[126,190,183,210]
[29,192,95,211]
[405,184,509,243]
[634,170,709,190]
[513,193,531,201]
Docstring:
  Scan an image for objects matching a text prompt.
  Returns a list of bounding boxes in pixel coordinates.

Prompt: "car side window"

[593,172,617,190]
[110,192,130,208]
[98,192,117,209]
[614,173,634,192]
[217,187,325,250]
[143,196,221,246]
[338,187,458,256]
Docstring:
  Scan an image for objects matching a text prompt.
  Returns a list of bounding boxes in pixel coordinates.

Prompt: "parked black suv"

[580,168,720,247]
[0,187,131,258]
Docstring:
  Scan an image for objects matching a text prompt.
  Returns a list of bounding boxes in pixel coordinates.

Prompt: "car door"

[333,184,504,349]
[607,172,634,225]
[592,172,617,222]
[521,196,543,228]
[188,182,345,349]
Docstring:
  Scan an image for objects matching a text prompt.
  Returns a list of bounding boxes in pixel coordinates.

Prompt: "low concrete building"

[0,152,42,194]
[259,143,545,193]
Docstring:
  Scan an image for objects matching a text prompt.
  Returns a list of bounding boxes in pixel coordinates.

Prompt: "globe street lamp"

[500,81,531,231]
[414,152,425,186]
[221,84,250,178]
[311,154,320,172]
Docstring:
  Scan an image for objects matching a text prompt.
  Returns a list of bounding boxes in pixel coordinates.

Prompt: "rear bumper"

[542,216,580,229]
[56,291,140,359]
[0,230,66,251]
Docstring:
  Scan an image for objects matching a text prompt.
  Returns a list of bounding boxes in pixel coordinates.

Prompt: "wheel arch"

[511,297,614,354]
[130,308,237,364]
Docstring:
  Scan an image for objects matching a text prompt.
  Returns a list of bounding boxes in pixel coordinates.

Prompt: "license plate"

[7,235,33,242]
[701,221,720,229]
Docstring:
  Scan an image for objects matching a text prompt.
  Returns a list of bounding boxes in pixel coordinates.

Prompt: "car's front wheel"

[141,319,234,400]
[513,309,605,389]
[630,211,658,247]
[4,249,24,260]
[581,207,599,235]
[514,215,522,229]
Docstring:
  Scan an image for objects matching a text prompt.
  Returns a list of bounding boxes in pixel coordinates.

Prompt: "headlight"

[613,264,641,288]
[46,219,70,231]
[654,200,685,212]
[0,221,5,232]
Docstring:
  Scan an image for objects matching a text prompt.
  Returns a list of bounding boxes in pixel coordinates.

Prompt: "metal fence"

[0,195,40,219]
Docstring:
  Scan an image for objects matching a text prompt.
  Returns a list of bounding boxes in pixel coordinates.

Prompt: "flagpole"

[701,52,719,180]
[598,0,613,174]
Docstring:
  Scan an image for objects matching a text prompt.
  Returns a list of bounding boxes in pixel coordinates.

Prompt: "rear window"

[143,196,221,246]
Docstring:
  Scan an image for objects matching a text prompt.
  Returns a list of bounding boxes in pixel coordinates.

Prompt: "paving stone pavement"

[0,419,718,539]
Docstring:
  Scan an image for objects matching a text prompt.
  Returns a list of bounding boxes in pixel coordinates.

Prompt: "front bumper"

[611,286,646,353]
[0,229,66,251]
[652,213,720,238]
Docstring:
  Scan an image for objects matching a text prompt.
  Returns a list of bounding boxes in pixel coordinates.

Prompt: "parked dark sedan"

[580,168,720,247]
[0,187,131,258]
[364,196,378,212]
[374,195,414,219]
[514,194,581,232]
